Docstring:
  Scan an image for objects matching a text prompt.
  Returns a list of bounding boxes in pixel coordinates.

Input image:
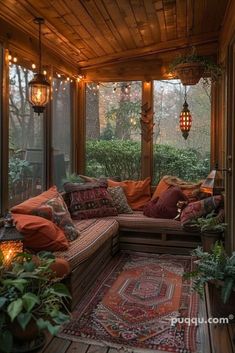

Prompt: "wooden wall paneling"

[0,1,82,67]
[224,41,235,253]
[176,0,187,39]
[76,81,86,174]
[154,1,167,42]
[1,49,9,213]
[0,17,78,77]
[77,0,124,53]
[141,81,153,180]
[112,0,143,48]
[129,0,155,46]
[143,0,161,44]
[210,83,218,167]
[163,0,177,41]
[219,0,235,63]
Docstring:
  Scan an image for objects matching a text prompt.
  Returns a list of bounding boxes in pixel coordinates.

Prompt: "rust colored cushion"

[50,258,70,278]
[11,186,79,241]
[108,177,151,210]
[12,214,69,252]
[143,186,188,219]
[180,195,223,225]
[11,186,58,213]
[152,175,203,202]
[64,180,118,220]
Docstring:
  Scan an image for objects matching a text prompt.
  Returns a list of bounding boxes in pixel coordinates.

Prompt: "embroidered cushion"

[64,181,118,220]
[180,195,223,225]
[107,177,151,210]
[143,186,188,219]
[107,186,133,214]
[11,186,79,241]
[31,193,79,241]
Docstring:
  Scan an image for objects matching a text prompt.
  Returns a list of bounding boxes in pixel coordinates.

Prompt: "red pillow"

[108,177,151,210]
[143,186,188,219]
[13,214,69,252]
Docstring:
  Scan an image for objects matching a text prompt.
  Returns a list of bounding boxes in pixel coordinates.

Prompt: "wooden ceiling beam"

[79,31,219,68]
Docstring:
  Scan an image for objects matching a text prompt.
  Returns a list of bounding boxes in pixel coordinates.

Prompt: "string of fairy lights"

[7,52,85,92]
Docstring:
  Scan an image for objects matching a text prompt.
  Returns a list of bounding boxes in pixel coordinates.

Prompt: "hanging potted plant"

[169,50,223,85]
[0,251,71,353]
[184,242,235,319]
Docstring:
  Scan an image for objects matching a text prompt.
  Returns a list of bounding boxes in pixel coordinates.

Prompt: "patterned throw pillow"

[32,193,79,241]
[107,186,133,214]
[64,181,118,220]
[180,195,223,225]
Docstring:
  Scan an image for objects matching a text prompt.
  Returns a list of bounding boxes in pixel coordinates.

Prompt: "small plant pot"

[201,231,222,252]
[10,319,39,342]
[174,62,205,85]
[208,281,235,320]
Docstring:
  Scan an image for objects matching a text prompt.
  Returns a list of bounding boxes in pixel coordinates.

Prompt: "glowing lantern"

[179,87,192,139]
[28,18,50,115]
[0,214,24,267]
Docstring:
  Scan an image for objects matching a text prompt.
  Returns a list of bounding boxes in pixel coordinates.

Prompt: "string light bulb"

[13,56,17,63]
[8,54,12,61]
[32,63,36,69]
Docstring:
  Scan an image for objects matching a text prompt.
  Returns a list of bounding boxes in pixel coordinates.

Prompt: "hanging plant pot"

[174,62,205,85]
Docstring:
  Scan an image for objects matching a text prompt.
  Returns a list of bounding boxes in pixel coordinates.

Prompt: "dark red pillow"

[143,186,188,219]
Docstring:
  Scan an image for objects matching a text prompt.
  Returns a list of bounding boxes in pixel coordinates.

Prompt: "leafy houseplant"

[0,251,71,353]
[169,52,223,85]
[185,242,235,317]
[183,210,226,252]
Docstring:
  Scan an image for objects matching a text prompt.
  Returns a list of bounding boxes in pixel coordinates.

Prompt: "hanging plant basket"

[174,62,205,85]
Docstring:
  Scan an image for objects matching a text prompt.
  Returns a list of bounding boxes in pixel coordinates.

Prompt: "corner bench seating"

[54,211,201,309]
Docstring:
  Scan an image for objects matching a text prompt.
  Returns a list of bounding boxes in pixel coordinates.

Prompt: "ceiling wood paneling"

[0,0,229,69]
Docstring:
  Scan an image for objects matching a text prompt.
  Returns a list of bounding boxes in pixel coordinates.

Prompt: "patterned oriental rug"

[59,252,200,353]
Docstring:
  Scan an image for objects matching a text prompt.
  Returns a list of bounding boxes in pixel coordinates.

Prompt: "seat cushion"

[116,211,183,232]
[54,218,119,270]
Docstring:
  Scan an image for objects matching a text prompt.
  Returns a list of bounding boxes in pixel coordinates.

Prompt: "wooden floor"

[38,324,235,353]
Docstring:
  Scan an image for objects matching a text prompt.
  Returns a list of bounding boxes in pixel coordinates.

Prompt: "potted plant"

[185,242,235,318]
[169,51,223,85]
[0,251,71,353]
[183,210,226,252]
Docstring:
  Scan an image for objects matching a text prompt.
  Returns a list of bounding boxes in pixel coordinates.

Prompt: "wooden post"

[141,81,154,180]
[75,81,86,174]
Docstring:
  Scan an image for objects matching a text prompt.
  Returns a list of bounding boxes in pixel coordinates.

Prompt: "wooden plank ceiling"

[0,0,229,69]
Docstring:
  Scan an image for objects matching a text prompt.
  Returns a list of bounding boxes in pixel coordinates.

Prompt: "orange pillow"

[11,186,58,214]
[108,177,151,210]
[152,175,202,202]
[13,214,69,252]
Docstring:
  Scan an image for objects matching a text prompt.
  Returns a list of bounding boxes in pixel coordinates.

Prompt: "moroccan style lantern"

[28,18,50,115]
[0,213,24,267]
[200,165,224,195]
[179,86,192,139]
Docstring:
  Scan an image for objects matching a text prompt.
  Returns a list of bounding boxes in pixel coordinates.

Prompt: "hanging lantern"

[179,87,192,139]
[29,18,50,115]
[0,213,24,268]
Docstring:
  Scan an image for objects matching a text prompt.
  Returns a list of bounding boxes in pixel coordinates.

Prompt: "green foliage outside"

[86,140,210,183]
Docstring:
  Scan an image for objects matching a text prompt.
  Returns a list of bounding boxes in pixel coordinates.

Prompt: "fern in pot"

[185,242,235,318]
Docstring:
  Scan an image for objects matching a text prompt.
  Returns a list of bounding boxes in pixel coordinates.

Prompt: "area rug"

[59,252,200,353]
